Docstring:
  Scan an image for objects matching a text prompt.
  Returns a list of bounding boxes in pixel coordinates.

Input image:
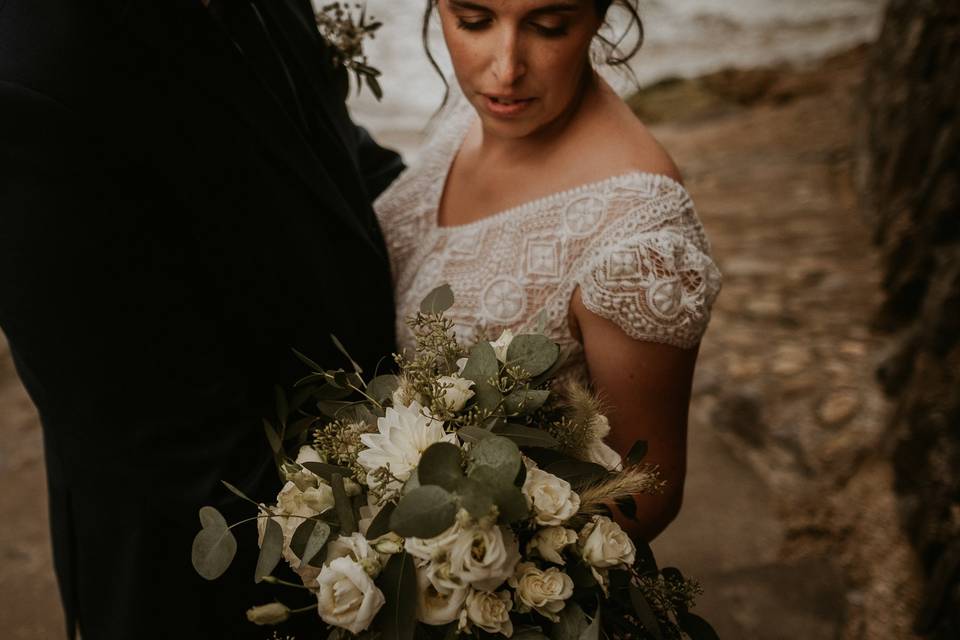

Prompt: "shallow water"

[338,0,886,152]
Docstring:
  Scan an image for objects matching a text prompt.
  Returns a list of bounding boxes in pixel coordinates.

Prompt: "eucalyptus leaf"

[468,466,529,523]
[220,481,258,507]
[365,502,397,540]
[331,333,364,374]
[255,518,284,583]
[292,348,324,373]
[505,334,560,377]
[492,423,559,449]
[301,461,352,483]
[403,468,421,494]
[552,601,589,640]
[453,477,495,519]
[634,540,659,575]
[332,473,357,536]
[629,584,664,640]
[456,425,494,443]
[420,284,455,314]
[579,607,600,640]
[467,435,522,480]
[461,341,499,383]
[374,552,417,640]
[290,518,332,567]
[389,485,458,538]
[273,385,289,424]
[502,389,551,415]
[262,419,282,454]
[367,374,400,404]
[198,505,229,531]
[474,383,503,411]
[284,416,316,441]
[626,440,649,464]
[418,442,464,491]
[544,459,609,489]
[677,612,720,640]
[191,509,237,581]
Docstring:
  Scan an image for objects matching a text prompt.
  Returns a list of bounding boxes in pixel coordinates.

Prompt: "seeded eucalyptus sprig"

[315,2,384,100]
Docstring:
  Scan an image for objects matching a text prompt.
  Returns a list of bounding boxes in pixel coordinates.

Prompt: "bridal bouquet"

[192,286,717,640]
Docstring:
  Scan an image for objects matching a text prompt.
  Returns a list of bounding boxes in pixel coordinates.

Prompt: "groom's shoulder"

[0,0,140,101]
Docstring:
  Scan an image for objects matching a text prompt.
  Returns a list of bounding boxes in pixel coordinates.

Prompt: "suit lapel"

[256,0,358,157]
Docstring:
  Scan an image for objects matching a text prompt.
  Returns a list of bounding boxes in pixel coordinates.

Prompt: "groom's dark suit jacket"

[0,0,401,637]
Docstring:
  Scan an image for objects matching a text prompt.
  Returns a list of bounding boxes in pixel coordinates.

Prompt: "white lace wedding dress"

[374,91,722,383]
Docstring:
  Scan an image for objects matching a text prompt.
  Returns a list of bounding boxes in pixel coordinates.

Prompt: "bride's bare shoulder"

[575,87,684,184]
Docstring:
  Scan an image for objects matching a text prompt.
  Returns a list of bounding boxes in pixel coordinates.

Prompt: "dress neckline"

[429,94,692,233]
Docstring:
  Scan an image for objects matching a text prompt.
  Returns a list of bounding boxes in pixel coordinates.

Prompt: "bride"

[374,0,722,542]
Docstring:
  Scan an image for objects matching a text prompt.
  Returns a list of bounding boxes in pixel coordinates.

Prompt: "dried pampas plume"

[549,379,609,453]
[576,464,666,517]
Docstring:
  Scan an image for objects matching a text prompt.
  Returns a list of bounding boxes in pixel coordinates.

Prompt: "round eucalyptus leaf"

[468,466,529,523]
[505,334,560,377]
[389,485,458,538]
[502,389,552,415]
[420,284,455,314]
[191,523,238,581]
[418,442,464,490]
[454,477,496,519]
[460,341,499,383]
[367,375,400,405]
[467,435,521,480]
[198,505,229,531]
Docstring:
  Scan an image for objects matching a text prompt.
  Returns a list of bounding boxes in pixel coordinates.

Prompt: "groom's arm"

[354,125,405,200]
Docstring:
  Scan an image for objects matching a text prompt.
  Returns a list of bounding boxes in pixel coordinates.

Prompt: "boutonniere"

[315,2,384,100]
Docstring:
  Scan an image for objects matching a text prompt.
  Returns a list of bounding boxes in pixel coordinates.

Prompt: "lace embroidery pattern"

[374,90,722,380]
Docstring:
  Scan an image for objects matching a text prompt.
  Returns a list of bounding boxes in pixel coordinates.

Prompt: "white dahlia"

[357,401,458,494]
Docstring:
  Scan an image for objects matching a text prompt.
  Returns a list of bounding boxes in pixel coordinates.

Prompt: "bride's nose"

[490,30,527,85]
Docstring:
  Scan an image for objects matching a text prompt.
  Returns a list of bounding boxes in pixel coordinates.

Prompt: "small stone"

[817,390,862,427]
[771,344,813,376]
[840,341,867,358]
[747,297,783,318]
[726,354,764,379]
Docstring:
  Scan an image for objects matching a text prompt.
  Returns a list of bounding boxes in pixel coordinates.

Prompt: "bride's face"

[438,0,603,139]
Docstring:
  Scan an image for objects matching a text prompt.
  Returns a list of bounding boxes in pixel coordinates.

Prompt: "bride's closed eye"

[455,17,570,38]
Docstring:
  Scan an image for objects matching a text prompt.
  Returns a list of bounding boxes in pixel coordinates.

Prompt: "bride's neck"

[476,71,602,165]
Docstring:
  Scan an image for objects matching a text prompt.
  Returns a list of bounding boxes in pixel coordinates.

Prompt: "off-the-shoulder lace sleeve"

[576,188,722,349]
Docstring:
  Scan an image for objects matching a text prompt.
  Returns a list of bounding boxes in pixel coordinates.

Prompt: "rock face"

[859,1,960,636]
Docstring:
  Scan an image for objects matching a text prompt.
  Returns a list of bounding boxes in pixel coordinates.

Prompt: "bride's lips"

[482,94,536,117]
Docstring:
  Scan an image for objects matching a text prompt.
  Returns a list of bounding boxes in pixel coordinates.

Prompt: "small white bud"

[245,602,290,626]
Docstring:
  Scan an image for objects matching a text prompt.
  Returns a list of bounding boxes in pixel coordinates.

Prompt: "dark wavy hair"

[422,0,645,104]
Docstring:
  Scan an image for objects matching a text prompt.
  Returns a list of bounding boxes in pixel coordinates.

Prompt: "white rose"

[325,532,385,576]
[416,563,468,625]
[278,480,334,516]
[405,521,463,565]
[316,556,386,634]
[521,468,581,526]
[463,589,514,636]
[526,526,577,565]
[438,374,475,412]
[578,515,636,570]
[508,562,574,622]
[448,525,521,591]
[490,329,514,363]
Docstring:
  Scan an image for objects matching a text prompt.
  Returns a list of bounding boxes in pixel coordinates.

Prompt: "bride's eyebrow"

[449,0,493,12]
[527,3,580,17]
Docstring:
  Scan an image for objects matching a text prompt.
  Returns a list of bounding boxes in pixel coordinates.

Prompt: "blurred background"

[2,0,957,638]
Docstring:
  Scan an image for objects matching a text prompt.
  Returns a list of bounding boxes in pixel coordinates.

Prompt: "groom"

[0,0,400,637]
